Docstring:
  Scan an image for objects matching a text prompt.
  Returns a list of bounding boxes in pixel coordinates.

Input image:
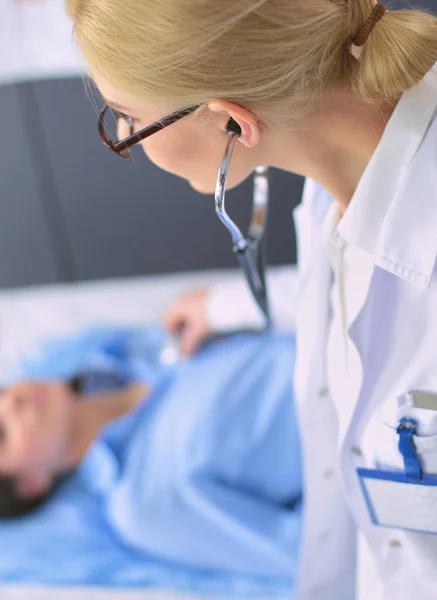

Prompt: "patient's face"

[93,73,261,195]
[0,381,74,491]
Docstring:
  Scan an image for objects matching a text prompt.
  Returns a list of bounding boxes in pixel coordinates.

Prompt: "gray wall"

[0,0,435,288]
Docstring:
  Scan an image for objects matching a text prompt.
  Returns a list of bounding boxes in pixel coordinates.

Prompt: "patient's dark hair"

[0,375,82,519]
[0,474,70,519]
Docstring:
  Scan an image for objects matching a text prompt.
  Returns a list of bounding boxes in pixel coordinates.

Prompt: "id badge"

[358,416,437,535]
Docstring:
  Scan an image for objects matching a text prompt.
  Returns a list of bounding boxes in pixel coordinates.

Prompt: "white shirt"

[325,200,383,425]
[324,203,386,598]
[207,62,437,599]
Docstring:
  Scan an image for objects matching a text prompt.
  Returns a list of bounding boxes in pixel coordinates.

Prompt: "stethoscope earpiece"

[226,117,242,137]
[215,117,271,325]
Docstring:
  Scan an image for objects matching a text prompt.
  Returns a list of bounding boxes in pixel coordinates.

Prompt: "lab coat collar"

[322,201,341,249]
[337,64,437,287]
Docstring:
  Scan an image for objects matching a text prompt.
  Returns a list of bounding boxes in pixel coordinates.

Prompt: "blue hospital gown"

[0,326,302,594]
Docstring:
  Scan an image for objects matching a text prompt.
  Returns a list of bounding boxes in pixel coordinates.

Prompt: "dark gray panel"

[32,78,300,281]
[17,82,76,282]
[0,84,59,287]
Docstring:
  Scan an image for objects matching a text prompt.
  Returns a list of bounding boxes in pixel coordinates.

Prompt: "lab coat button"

[309,584,325,595]
[351,446,363,457]
[389,539,402,548]
[318,531,330,542]
[318,387,329,398]
[333,231,343,247]
[323,468,334,480]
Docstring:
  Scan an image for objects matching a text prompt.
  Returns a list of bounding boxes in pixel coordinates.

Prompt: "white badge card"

[358,468,437,534]
[357,416,437,535]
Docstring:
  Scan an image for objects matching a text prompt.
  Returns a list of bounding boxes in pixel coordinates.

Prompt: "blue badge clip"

[397,417,422,481]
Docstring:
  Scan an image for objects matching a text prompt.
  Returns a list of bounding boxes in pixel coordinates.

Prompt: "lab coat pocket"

[358,399,437,538]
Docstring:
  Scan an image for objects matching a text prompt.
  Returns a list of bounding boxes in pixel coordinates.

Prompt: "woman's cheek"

[140,136,195,178]
[189,179,216,195]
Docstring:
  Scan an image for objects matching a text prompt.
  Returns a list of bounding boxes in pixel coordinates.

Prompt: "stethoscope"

[215,117,271,326]
[160,117,271,364]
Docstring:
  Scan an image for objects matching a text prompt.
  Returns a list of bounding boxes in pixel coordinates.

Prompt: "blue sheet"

[0,326,302,597]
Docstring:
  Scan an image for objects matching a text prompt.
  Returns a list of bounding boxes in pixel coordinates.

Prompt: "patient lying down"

[0,326,302,583]
[0,378,148,508]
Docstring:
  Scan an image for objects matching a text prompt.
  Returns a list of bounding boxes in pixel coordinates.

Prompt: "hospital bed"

[0,268,243,376]
[1,584,285,600]
[0,267,291,600]
[0,588,216,600]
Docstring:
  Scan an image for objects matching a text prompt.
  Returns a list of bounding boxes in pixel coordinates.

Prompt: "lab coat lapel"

[340,264,379,447]
[334,65,437,442]
[337,252,376,441]
[345,263,436,449]
[340,129,437,445]
[292,193,333,396]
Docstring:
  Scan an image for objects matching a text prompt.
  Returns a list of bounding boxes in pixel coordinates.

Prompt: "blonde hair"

[66,0,437,125]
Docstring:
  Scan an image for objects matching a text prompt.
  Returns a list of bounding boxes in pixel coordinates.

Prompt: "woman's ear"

[208,99,260,148]
[15,472,52,499]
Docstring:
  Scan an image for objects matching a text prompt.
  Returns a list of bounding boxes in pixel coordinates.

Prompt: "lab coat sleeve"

[206,265,299,332]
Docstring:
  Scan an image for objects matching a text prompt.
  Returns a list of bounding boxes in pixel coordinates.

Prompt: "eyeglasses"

[98,104,201,158]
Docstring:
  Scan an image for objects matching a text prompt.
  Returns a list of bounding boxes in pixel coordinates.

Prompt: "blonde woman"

[66,1,437,598]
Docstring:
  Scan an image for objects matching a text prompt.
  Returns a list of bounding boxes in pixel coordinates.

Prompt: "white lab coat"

[208,64,437,599]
